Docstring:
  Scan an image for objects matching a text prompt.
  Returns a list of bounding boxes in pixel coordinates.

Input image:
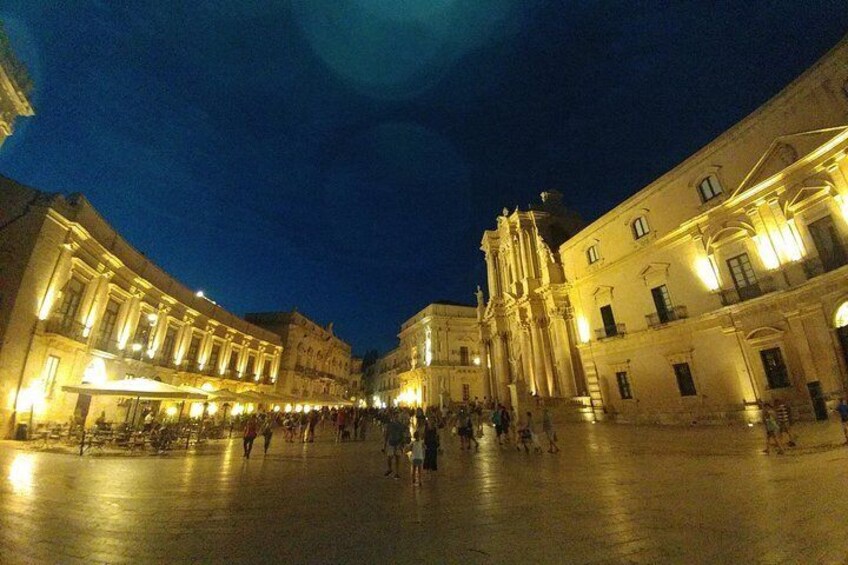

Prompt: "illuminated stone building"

[0,23,34,149]
[0,179,283,436]
[479,192,585,409]
[482,34,848,424]
[245,310,353,402]
[372,303,485,408]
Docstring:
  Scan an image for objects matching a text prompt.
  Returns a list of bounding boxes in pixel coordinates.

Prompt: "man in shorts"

[383,411,405,479]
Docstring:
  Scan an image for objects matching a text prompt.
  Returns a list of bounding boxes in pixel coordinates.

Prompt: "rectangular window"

[616,371,632,400]
[673,362,697,397]
[459,346,469,366]
[245,354,256,377]
[208,343,221,372]
[727,253,760,300]
[651,285,673,323]
[97,298,121,345]
[229,350,240,372]
[42,355,60,398]
[808,215,848,272]
[632,217,650,239]
[263,359,272,381]
[186,335,201,363]
[600,304,618,337]
[462,383,470,402]
[161,326,177,361]
[57,277,85,326]
[132,315,152,349]
[587,245,599,265]
[760,348,790,389]
[698,175,723,202]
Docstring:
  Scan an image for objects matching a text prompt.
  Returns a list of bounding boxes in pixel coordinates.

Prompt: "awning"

[62,378,208,401]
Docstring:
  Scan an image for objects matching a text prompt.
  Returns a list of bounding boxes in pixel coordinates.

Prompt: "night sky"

[1,3,846,355]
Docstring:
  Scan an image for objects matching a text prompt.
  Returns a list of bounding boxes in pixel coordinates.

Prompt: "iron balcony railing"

[595,323,626,340]
[718,275,776,306]
[44,317,87,343]
[646,305,688,328]
[802,254,848,280]
[92,334,121,355]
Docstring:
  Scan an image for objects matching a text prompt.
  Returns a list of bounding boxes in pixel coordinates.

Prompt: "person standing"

[835,398,848,444]
[542,407,559,453]
[423,418,440,475]
[261,417,274,455]
[410,431,425,486]
[492,406,503,446]
[243,415,259,459]
[383,412,405,479]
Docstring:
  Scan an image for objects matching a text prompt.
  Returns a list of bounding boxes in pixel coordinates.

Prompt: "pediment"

[733,126,848,197]
[638,262,670,279]
[785,183,833,214]
[745,326,784,343]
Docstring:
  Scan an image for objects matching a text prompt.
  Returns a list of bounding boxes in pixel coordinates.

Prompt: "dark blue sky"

[1,2,846,355]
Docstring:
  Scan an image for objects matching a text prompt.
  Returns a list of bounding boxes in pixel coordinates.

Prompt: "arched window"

[697,175,723,202]
[632,216,650,239]
[586,245,600,265]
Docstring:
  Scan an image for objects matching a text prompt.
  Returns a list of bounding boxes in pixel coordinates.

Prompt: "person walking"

[762,403,784,455]
[524,411,542,454]
[774,400,796,447]
[261,417,274,455]
[542,407,560,453]
[243,415,259,459]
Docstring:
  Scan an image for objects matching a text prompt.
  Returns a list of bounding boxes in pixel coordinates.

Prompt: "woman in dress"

[423,418,440,474]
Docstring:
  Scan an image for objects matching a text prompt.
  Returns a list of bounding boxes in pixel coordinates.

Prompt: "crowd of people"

[234,398,564,487]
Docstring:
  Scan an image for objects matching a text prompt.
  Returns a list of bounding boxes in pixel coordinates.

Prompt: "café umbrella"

[62,377,208,455]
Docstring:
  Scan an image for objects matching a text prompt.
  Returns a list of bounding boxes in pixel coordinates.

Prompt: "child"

[410,430,425,485]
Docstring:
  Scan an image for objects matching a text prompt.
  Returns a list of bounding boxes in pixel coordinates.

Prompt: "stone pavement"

[1,420,848,564]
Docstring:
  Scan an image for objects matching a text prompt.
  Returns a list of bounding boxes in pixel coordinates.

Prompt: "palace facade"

[481,34,848,424]
[244,310,354,402]
[369,303,486,408]
[0,179,285,436]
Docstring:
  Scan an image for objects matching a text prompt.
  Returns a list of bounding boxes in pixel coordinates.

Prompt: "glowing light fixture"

[195,290,205,298]
[754,235,780,270]
[147,313,158,325]
[165,406,178,417]
[694,256,720,291]
[131,343,143,352]
[577,316,591,344]
[835,301,848,329]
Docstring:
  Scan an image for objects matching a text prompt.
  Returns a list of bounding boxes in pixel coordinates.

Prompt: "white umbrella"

[63,377,208,400]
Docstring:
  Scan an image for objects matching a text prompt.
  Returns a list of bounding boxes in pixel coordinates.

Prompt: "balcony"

[802,254,848,280]
[44,317,86,343]
[92,334,121,355]
[646,305,688,329]
[594,323,626,340]
[718,275,776,306]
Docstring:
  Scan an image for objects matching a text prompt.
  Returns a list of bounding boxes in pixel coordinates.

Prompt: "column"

[174,317,195,365]
[492,333,511,405]
[82,271,113,338]
[528,321,548,397]
[147,306,170,359]
[117,292,142,350]
[485,251,499,299]
[785,312,820,386]
[37,242,78,320]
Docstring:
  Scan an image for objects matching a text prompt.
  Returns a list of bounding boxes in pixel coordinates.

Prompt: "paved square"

[2,421,848,564]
